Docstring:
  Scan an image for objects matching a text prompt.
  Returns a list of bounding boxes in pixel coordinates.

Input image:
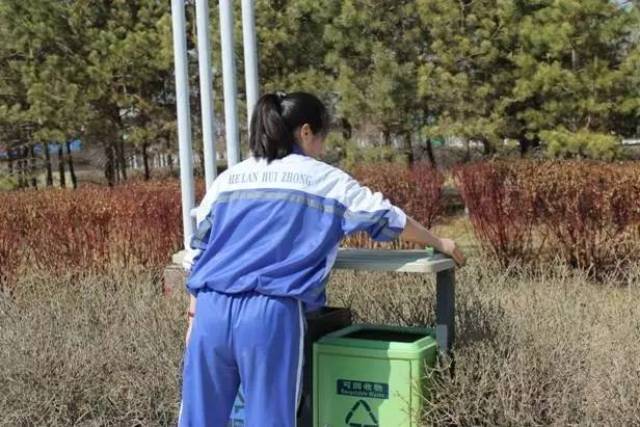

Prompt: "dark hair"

[249,91,330,162]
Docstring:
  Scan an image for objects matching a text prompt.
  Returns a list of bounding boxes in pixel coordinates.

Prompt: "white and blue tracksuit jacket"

[178,146,406,427]
[182,146,407,311]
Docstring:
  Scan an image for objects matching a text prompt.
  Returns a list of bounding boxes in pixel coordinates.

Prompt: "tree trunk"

[481,138,495,156]
[167,152,174,172]
[142,142,150,181]
[341,118,352,139]
[21,146,28,188]
[114,144,120,183]
[464,139,471,162]
[518,139,529,157]
[518,135,541,157]
[104,142,115,187]
[104,105,124,185]
[16,148,25,189]
[402,132,414,164]
[29,144,38,188]
[44,143,54,187]
[58,144,66,188]
[117,137,127,181]
[425,138,437,167]
[114,146,120,182]
[21,158,27,188]
[18,146,27,189]
[382,129,391,146]
[65,141,77,189]
[16,157,22,189]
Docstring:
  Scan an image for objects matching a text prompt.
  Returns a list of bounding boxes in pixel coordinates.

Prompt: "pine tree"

[323,0,427,162]
[416,0,640,158]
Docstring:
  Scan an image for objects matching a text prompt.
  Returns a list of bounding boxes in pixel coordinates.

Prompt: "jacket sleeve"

[339,172,407,242]
[182,180,220,273]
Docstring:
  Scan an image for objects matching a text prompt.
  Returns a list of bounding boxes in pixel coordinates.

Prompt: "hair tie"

[275,91,287,103]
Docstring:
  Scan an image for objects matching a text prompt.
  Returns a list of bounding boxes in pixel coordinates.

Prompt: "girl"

[178,92,465,426]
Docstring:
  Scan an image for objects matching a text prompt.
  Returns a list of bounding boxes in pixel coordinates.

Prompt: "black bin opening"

[344,328,427,343]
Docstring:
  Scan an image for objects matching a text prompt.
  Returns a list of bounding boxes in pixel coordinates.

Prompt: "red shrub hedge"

[455,160,640,277]
[6,161,635,284]
[0,181,191,287]
[0,165,444,285]
[454,161,542,267]
[535,163,640,275]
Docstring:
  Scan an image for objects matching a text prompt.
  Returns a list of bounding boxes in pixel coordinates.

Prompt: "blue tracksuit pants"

[178,290,306,426]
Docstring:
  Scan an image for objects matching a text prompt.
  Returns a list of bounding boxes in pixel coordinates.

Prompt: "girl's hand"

[185,295,197,346]
[437,238,466,267]
[185,318,193,346]
[400,216,467,267]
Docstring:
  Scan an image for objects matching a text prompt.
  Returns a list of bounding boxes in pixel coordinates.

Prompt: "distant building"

[621,139,640,146]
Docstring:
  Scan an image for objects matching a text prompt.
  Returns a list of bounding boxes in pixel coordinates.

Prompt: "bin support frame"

[333,248,456,367]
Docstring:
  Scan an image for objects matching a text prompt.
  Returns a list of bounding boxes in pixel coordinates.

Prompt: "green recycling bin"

[313,324,438,427]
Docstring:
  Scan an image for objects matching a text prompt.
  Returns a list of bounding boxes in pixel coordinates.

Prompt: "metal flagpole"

[195,0,218,190]
[241,0,259,132]
[170,0,196,249]
[219,0,241,166]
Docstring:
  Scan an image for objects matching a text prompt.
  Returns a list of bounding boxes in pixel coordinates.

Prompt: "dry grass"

[0,266,186,426]
[2,218,640,426]
[4,168,640,426]
[329,261,640,426]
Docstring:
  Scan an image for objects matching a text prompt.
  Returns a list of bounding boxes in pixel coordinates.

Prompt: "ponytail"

[249,92,330,162]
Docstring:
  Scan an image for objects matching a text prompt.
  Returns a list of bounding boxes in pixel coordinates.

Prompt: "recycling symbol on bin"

[345,399,378,427]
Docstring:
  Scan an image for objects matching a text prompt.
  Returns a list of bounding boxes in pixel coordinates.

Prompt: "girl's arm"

[185,294,197,345]
[400,215,466,266]
[334,170,465,266]
[188,294,196,316]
